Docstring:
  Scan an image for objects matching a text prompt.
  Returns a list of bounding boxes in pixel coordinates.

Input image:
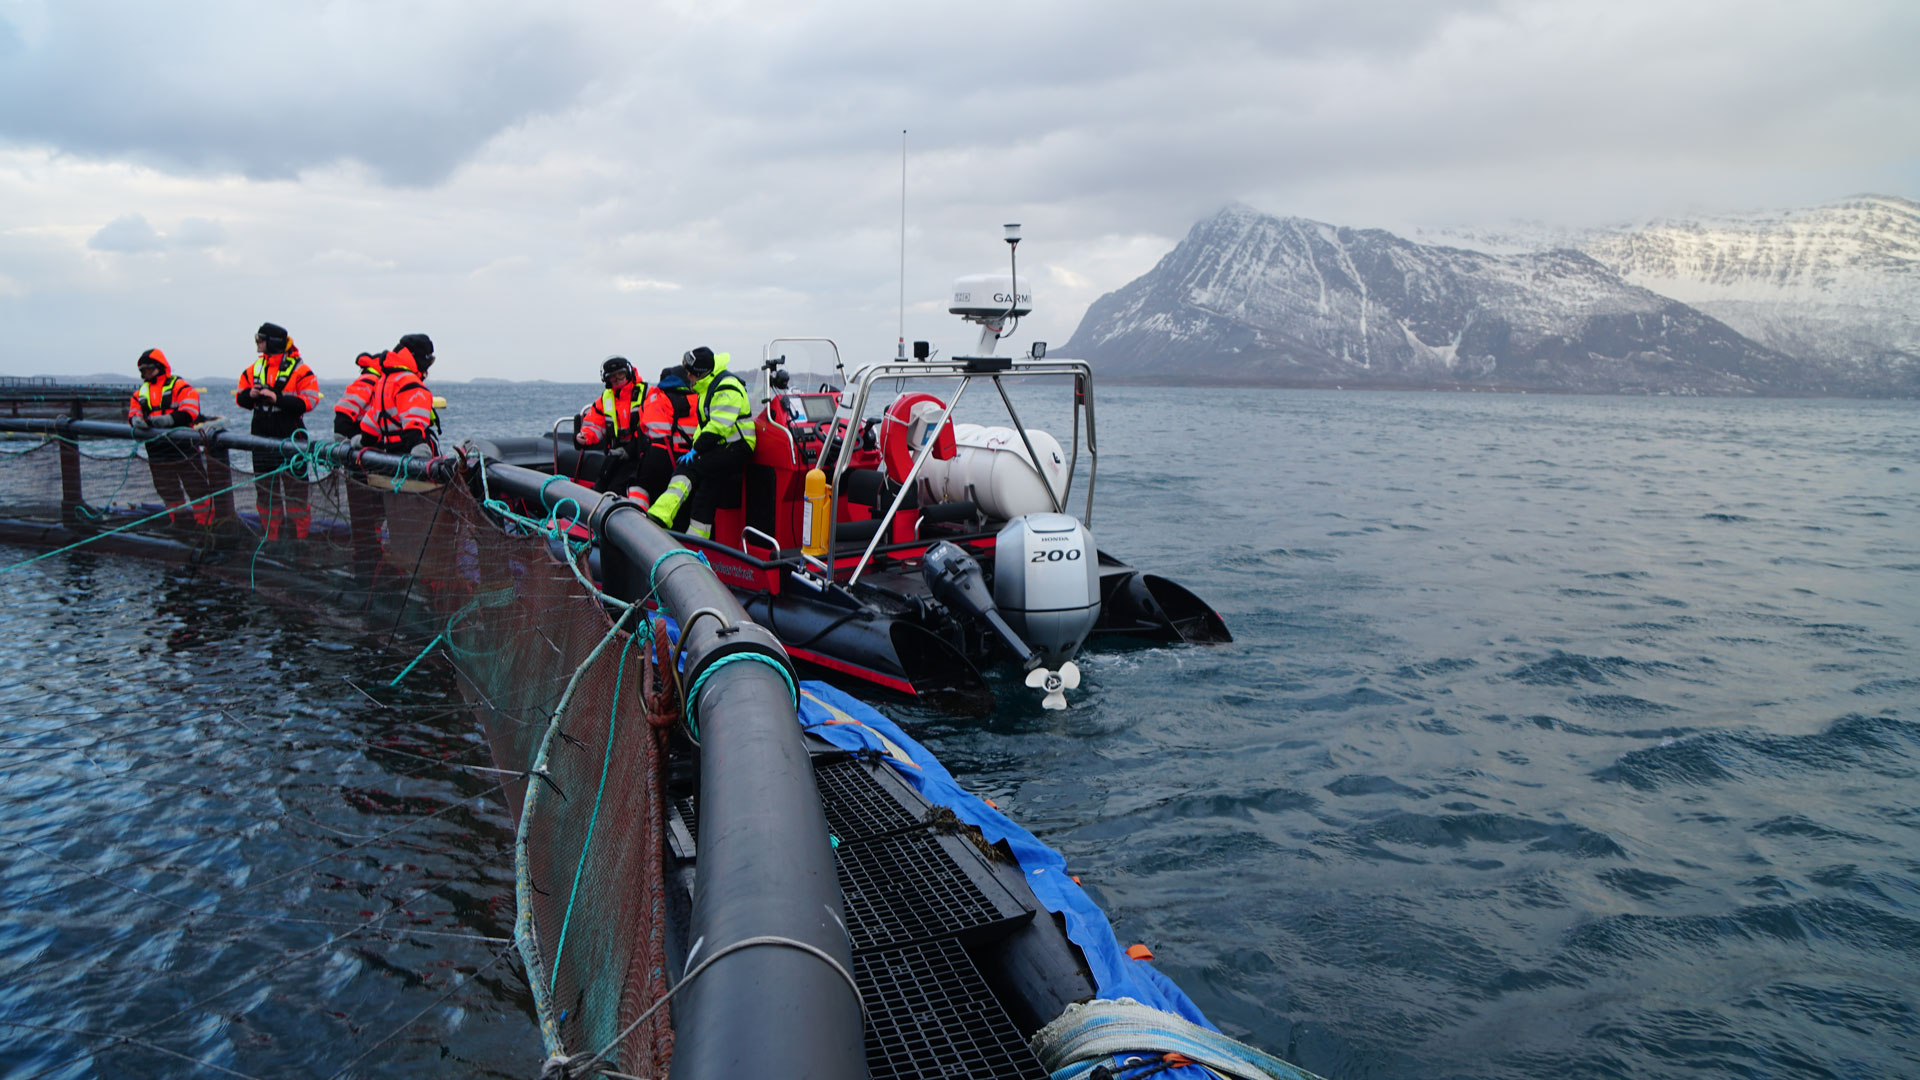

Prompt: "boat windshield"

[762,339,843,400]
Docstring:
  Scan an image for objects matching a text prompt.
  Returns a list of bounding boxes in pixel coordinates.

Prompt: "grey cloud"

[173,218,226,249]
[87,214,226,253]
[7,0,1919,382]
[0,2,602,185]
[637,0,1920,236]
[89,213,165,253]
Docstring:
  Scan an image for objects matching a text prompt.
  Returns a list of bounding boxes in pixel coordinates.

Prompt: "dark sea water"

[5,382,1918,1078]
[0,554,529,1077]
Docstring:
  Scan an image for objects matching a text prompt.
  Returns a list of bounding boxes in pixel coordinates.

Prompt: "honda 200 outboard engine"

[993,513,1100,669]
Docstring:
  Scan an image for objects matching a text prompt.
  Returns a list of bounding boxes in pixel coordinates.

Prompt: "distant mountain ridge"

[1065,200,1918,397]
[1576,195,1920,393]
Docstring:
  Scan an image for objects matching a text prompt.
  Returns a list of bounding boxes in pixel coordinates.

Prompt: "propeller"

[1025,661,1081,710]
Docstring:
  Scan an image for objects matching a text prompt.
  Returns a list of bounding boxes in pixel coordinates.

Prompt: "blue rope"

[683,651,798,740]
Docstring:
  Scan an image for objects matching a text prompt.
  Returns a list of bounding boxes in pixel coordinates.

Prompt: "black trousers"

[679,441,754,523]
[595,442,673,503]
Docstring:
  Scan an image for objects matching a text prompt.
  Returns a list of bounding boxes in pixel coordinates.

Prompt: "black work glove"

[334,413,360,439]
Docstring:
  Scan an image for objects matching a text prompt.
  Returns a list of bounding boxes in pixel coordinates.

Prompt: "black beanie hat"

[681,346,716,378]
[397,333,435,361]
[256,322,290,352]
[601,355,634,378]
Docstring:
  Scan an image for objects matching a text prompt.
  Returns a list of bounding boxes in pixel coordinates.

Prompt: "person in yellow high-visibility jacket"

[645,346,755,538]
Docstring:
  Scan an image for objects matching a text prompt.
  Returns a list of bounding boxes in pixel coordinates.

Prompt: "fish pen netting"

[0,430,678,1074]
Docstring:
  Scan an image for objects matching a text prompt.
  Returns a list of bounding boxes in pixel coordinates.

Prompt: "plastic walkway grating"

[857,937,1049,1080]
[837,831,1031,953]
[815,756,923,842]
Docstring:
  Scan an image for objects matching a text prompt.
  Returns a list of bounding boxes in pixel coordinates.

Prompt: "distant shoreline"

[1091,374,1914,400]
[9,373,1911,401]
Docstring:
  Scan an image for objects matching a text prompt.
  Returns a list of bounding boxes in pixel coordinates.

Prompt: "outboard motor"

[993,513,1100,708]
[922,542,1038,668]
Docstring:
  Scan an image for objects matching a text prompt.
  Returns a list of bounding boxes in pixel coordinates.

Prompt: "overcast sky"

[3,0,1916,382]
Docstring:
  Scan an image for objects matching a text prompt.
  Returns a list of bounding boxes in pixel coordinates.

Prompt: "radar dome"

[949,273,1031,319]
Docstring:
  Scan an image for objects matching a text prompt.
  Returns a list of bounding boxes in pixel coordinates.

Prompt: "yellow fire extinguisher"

[802,468,830,557]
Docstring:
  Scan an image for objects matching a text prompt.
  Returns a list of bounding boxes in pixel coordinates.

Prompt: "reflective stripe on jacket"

[358,347,435,446]
[335,371,381,425]
[640,386,678,446]
[237,351,322,412]
[579,383,648,445]
[129,375,201,423]
[693,356,755,448]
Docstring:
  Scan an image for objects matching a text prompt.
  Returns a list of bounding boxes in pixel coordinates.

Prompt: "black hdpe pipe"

[2,419,866,1078]
[0,417,466,484]
[477,463,866,1080]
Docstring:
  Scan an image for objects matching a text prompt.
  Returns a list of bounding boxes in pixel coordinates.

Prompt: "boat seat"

[835,517,883,544]
[916,500,977,526]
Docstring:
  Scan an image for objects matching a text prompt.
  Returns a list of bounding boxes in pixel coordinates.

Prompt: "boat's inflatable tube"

[918,422,1069,520]
[735,583,993,705]
[1097,570,1233,644]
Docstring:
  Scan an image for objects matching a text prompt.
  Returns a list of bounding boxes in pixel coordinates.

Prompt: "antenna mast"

[897,129,907,359]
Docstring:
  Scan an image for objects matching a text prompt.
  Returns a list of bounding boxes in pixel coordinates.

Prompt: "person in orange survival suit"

[651,364,700,457]
[127,348,214,525]
[333,349,385,438]
[574,355,672,507]
[234,321,322,539]
[331,349,388,576]
[358,334,438,452]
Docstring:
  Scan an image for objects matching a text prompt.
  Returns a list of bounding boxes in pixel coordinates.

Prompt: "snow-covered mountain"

[1574,195,1920,394]
[1064,205,1803,395]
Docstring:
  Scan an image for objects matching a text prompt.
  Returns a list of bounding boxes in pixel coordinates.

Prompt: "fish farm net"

[0,426,678,1076]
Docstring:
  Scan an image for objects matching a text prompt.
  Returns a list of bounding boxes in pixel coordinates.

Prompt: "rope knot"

[538,1051,608,1079]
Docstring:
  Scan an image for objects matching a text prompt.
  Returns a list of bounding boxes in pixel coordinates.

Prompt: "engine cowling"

[992,513,1100,669]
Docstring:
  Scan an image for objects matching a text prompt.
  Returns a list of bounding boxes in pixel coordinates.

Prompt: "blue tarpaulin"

[795,680,1217,1031]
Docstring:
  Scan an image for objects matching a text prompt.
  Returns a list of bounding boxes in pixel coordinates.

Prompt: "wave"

[1594,714,1920,791]
[1506,651,1681,687]
[1335,809,1625,862]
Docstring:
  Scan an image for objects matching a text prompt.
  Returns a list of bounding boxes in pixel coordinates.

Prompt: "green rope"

[512,597,648,1059]
[648,548,704,591]
[244,435,341,589]
[0,425,353,579]
[0,458,296,575]
[388,633,446,687]
[546,613,649,998]
[683,651,798,741]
